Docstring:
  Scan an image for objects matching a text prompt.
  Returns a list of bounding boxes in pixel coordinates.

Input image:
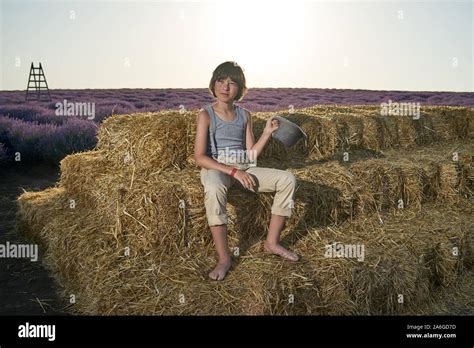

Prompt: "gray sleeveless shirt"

[202,103,252,169]
[203,103,247,155]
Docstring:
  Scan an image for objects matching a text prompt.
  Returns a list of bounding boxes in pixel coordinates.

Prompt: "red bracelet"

[230,168,238,177]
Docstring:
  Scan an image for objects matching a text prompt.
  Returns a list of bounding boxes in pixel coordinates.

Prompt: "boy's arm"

[246,111,272,160]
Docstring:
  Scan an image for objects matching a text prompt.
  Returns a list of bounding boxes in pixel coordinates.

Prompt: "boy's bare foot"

[209,258,232,281]
[263,241,300,262]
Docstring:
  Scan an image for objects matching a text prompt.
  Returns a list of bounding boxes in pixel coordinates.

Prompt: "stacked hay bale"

[16,104,473,315]
[16,187,68,250]
[255,105,472,162]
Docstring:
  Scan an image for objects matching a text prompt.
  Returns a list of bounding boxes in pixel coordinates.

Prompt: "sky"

[0,0,472,91]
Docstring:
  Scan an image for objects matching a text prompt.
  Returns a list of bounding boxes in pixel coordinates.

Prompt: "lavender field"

[0,88,473,167]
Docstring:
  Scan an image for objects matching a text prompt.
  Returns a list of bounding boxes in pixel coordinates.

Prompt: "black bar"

[0,315,472,346]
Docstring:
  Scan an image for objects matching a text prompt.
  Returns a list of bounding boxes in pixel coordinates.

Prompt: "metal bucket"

[271,116,308,148]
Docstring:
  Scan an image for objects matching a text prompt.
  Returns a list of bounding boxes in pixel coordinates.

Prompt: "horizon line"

[1,87,473,93]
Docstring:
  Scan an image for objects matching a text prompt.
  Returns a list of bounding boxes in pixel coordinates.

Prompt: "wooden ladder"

[25,62,52,101]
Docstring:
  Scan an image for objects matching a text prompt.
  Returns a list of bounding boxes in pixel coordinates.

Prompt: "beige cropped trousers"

[200,166,297,227]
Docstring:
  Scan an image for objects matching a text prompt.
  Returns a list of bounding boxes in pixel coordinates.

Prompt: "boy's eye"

[217,79,236,85]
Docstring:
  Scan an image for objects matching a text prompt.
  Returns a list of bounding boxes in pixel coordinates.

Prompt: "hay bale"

[420,162,440,201]
[290,233,360,315]
[96,110,197,171]
[415,106,471,143]
[389,115,418,148]
[469,108,474,138]
[457,152,473,199]
[55,141,469,261]
[15,104,474,315]
[349,247,423,314]
[359,115,384,151]
[16,187,69,248]
[57,152,366,256]
[377,139,473,202]
[288,161,359,225]
[347,143,473,214]
[437,163,460,203]
[368,114,418,151]
[397,161,426,209]
[292,201,471,314]
[59,150,134,228]
[112,168,210,256]
[210,256,321,315]
[417,204,470,286]
[59,150,120,208]
[432,106,471,140]
[34,197,309,315]
[17,183,472,316]
[291,216,427,315]
[342,228,428,315]
[30,196,214,315]
[424,232,464,288]
[39,201,118,312]
[94,105,470,167]
[58,153,273,256]
[349,159,405,214]
[464,232,474,269]
[335,115,364,150]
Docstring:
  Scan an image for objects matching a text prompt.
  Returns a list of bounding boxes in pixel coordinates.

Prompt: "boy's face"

[215,77,239,102]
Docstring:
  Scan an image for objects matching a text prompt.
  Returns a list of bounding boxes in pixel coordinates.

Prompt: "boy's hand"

[233,169,257,191]
[263,117,279,136]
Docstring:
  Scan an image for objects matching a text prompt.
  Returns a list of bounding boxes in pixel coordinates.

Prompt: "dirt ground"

[0,164,472,315]
[0,164,69,315]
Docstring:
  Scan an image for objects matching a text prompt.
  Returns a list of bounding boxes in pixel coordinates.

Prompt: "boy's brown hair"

[209,61,248,101]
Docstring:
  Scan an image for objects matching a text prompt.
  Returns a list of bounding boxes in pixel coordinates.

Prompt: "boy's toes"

[208,270,218,280]
[209,260,231,281]
[285,250,300,262]
[209,269,226,281]
[209,270,225,280]
[276,248,299,261]
[264,242,300,262]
